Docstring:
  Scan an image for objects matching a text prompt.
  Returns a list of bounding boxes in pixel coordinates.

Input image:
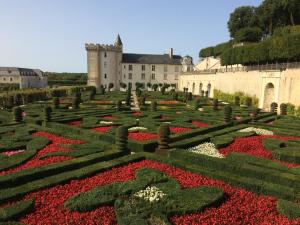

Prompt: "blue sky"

[0,0,261,72]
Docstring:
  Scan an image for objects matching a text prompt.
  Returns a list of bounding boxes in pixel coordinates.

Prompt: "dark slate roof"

[0,67,45,77]
[122,53,182,65]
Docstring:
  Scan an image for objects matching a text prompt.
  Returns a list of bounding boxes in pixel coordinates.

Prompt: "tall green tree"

[228,6,260,39]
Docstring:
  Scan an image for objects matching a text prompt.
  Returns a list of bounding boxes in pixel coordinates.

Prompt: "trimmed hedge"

[277,199,300,219]
[0,199,35,222]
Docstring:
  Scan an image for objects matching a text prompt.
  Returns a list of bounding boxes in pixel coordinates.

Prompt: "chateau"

[86,35,193,90]
[0,67,47,89]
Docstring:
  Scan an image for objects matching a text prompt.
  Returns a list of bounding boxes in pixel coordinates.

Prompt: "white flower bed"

[99,121,113,125]
[134,186,166,203]
[188,142,224,158]
[128,126,148,132]
[239,127,273,135]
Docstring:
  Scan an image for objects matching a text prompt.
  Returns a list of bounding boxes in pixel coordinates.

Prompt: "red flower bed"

[92,126,114,133]
[219,135,300,168]
[0,132,83,175]
[159,101,178,105]
[3,160,297,225]
[67,121,81,126]
[128,132,158,141]
[102,115,117,120]
[191,121,208,128]
[170,127,192,134]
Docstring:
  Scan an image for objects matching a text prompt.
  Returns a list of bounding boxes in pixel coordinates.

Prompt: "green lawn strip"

[277,199,300,219]
[0,149,124,189]
[0,154,144,203]
[0,199,35,222]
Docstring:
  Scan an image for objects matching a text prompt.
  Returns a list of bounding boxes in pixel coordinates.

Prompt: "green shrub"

[277,199,300,219]
[151,101,157,111]
[116,126,128,152]
[99,85,105,95]
[173,92,178,100]
[280,103,287,116]
[224,105,232,123]
[270,102,278,113]
[53,97,60,109]
[89,87,96,100]
[13,107,23,122]
[116,100,122,112]
[245,97,252,107]
[14,93,23,106]
[157,124,170,155]
[0,199,35,222]
[235,96,240,106]
[213,99,218,110]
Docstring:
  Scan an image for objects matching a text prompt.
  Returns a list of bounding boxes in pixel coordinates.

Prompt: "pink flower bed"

[1,160,297,225]
[191,121,209,128]
[92,126,114,133]
[0,132,83,175]
[219,135,300,168]
[1,150,25,156]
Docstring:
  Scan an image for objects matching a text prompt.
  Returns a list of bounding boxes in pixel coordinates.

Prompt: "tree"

[213,99,218,110]
[147,82,152,90]
[89,87,96,100]
[120,82,127,90]
[194,99,200,111]
[99,85,105,95]
[235,96,240,106]
[235,27,263,42]
[280,103,287,115]
[228,6,260,39]
[270,102,278,113]
[53,97,60,109]
[252,107,260,122]
[152,84,158,91]
[116,100,122,112]
[151,101,157,111]
[44,106,52,123]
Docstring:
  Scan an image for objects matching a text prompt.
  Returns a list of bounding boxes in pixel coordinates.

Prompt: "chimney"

[169,48,173,59]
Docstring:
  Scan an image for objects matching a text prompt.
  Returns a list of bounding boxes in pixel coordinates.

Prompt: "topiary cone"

[13,107,23,122]
[270,102,278,113]
[115,126,128,152]
[280,103,287,116]
[224,105,232,123]
[156,124,170,156]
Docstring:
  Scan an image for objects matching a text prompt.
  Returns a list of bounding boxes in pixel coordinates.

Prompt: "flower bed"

[0,132,83,175]
[191,121,208,128]
[170,127,192,134]
[188,142,224,158]
[1,149,25,156]
[239,127,273,135]
[128,127,148,132]
[132,112,142,117]
[92,126,114,133]
[219,135,300,168]
[6,160,298,225]
[128,132,158,141]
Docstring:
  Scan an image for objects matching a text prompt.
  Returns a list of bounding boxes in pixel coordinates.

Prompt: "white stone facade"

[0,67,47,89]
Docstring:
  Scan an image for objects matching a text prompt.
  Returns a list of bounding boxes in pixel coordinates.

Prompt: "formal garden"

[0,85,299,225]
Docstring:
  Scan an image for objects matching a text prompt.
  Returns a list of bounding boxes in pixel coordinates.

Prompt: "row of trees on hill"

[199,0,300,65]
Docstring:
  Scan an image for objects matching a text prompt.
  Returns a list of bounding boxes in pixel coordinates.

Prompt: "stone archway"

[263,83,275,111]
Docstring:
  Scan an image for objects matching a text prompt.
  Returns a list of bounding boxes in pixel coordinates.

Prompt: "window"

[142,65,145,71]
[164,73,167,80]
[104,62,107,68]
[3,77,6,81]
[152,65,155,71]
[175,66,179,72]
[10,77,13,82]
[141,73,145,80]
[124,74,126,78]
[104,52,107,58]
[124,65,126,69]
[129,65,133,71]
[151,73,155,80]
[104,74,107,79]
[129,73,132,79]
[175,74,178,80]
[164,65,168,72]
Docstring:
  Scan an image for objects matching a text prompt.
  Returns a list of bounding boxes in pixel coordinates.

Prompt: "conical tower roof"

[114,34,123,47]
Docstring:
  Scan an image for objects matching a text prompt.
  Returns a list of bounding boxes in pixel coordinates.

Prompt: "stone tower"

[85,35,123,90]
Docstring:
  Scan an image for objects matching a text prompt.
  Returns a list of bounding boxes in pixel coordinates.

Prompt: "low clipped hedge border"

[0,199,35,222]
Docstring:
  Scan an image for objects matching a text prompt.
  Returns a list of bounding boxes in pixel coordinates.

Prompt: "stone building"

[0,67,47,89]
[86,35,193,90]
